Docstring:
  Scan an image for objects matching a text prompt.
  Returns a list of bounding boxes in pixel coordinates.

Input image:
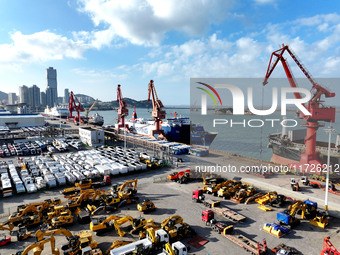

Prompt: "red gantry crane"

[147,80,166,137]
[68,91,84,124]
[117,84,129,129]
[263,44,335,173]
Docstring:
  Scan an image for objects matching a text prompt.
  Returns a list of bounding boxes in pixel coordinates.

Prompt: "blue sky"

[0,0,339,105]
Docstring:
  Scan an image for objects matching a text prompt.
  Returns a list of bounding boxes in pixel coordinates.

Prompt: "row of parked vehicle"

[0,161,38,196]
[21,126,47,132]
[0,146,157,197]
[0,138,83,158]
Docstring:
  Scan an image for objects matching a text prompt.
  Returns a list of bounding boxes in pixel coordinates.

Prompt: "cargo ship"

[268,128,340,166]
[43,106,69,118]
[88,113,104,126]
[124,116,216,147]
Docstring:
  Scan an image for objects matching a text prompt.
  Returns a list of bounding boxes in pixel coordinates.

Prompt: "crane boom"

[85,99,98,118]
[117,84,129,130]
[147,80,166,138]
[263,44,336,173]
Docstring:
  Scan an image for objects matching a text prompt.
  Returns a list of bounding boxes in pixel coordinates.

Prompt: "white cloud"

[72,67,127,80]
[77,0,233,46]
[0,30,88,67]
[253,0,276,4]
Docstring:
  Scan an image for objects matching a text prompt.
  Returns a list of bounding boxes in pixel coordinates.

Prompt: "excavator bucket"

[258,205,273,211]
[309,216,329,229]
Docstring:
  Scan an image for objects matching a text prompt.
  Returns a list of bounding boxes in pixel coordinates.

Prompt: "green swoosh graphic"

[197,87,217,106]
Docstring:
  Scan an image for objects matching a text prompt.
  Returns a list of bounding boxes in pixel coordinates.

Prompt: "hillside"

[94,98,152,110]
[0,91,8,101]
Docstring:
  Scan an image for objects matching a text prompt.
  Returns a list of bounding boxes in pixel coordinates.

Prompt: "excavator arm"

[113,216,134,237]
[85,99,98,118]
[35,228,73,242]
[0,220,14,231]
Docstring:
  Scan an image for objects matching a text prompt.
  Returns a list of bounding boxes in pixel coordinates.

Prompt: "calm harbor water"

[92,108,340,161]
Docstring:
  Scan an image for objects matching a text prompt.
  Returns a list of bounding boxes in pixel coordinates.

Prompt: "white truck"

[110,229,169,255]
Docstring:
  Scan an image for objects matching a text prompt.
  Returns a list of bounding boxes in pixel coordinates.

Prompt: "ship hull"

[269,134,340,167]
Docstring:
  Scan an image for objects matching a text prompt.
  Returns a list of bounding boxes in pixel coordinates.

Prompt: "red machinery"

[68,91,84,123]
[263,44,335,173]
[147,80,166,137]
[321,236,339,255]
[131,106,137,121]
[117,84,129,129]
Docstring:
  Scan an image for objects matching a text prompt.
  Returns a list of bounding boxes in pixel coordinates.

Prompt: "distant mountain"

[93,98,152,110]
[75,94,96,104]
[0,91,8,101]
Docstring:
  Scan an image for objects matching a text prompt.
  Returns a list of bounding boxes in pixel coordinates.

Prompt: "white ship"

[43,106,69,118]
[88,113,104,126]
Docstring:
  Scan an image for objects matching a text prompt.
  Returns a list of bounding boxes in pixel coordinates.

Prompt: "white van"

[94,165,111,176]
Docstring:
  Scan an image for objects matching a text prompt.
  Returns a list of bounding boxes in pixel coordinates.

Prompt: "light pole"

[124,128,126,151]
[324,125,335,215]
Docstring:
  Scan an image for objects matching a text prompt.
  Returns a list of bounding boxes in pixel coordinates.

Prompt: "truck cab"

[192,189,205,202]
[202,210,215,225]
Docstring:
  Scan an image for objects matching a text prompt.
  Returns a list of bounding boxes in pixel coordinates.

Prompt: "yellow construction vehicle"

[51,211,74,228]
[62,179,93,196]
[10,199,57,224]
[35,228,73,241]
[230,186,256,203]
[61,230,102,255]
[87,194,121,215]
[90,215,120,233]
[16,228,73,255]
[309,212,329,229]
[75,207,91,224]
[161,215,183,232]
[137,199,156,213]
[138,219,161,239]
[47,205,71,220]
[255,192,278,205]
[113,178,138,200]
[67,189,100,210]
[16,226,31,241]
[18,234,59,255]
[112,216,147,237]
[277,200,318,227]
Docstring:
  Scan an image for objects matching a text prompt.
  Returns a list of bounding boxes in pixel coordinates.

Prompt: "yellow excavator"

[67,189,101,210]
[61,230,102,255]
[112,216,148,237]
[90,215,121,233]
[161,215,184,232]
[277,200,317,227]
[113,178,138,200]
[16,228,73,255]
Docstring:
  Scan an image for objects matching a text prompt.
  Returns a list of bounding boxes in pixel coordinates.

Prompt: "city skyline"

[0,1,339,105]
